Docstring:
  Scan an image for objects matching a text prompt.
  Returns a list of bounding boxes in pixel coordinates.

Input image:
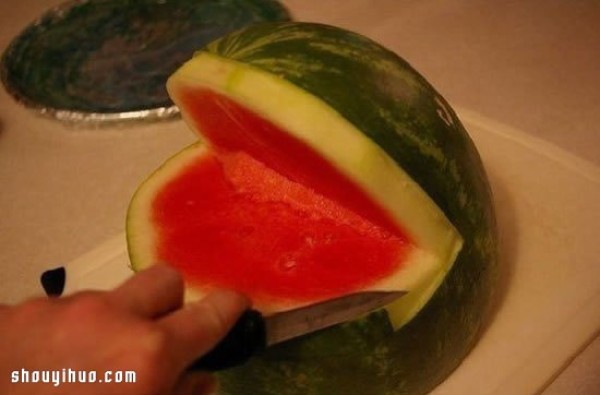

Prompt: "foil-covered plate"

[0,0,290,124]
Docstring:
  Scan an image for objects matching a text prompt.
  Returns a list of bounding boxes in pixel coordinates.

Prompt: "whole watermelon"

[129,22,498,395]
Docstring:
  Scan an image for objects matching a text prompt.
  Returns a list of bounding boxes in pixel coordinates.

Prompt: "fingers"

[110,268,249,374]
[110,264,184,318]
[159,289,250,368]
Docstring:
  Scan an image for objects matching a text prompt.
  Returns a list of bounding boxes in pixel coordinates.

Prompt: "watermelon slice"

[126,22,497,395]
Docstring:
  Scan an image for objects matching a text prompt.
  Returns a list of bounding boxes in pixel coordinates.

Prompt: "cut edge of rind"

[126,143,208,273]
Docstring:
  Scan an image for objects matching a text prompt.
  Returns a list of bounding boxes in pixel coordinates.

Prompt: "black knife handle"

[188,309,267,371]
[40,266,66,297]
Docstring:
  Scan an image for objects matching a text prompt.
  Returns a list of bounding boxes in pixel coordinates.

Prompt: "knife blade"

[189,290,406,371]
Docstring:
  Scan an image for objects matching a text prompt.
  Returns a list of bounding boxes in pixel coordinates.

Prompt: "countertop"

[1,1,598,394]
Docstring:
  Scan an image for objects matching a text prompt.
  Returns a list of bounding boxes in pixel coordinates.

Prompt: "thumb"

[159,290,250,369]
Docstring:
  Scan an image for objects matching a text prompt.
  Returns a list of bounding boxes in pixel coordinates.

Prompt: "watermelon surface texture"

[126,22,497,395]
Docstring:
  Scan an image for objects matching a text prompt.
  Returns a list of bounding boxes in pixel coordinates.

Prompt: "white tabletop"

[1,1,598,394]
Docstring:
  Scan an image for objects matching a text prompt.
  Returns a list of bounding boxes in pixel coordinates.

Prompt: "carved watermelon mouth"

[151,88,413,309]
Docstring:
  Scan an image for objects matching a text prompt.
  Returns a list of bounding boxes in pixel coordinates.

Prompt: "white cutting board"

[52,109,600,395]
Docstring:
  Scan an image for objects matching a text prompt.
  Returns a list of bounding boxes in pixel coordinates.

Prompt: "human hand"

[0,265,249,395]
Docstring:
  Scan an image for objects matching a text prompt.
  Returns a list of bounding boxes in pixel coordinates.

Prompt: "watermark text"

[11,368,136,387]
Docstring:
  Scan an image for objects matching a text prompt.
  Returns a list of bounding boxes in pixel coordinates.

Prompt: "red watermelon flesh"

[151,87,415,309]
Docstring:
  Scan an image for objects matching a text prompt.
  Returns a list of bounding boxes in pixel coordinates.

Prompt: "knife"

[189,290,406,371]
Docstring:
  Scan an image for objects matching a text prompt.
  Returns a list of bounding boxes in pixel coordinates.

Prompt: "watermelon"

[126,22,497,395]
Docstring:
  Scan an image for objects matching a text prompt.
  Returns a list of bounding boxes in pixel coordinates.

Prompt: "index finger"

[159,290,250,369]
